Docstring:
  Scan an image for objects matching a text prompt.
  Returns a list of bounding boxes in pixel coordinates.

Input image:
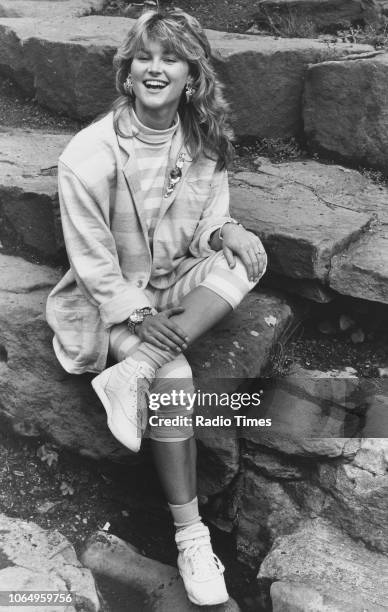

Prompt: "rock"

[187,290,296,381]
[242,443,305,479]
[361,393,388,437]
[0,254,136,461]
[304,51,388,175]
[191,289,297,490]
[318,460,388,554]
[240,367,362,457]
[255,0,381,31]
[236,468,306,566]
[0,16,372,132]
[329,226,388,304]
[81,530,241,611]
[0,0,105,18]
[0,130,71,259]
[0,513,99,611]
[0,254,295,487]
[270,581,358,612]
[230,160,373,281]
[258,518,388,610]
[263,271,336,302]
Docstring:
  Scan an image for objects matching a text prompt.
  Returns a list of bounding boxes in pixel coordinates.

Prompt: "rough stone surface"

[255,0,381,31]
[236,468,306,566]
[318,459,388,554]
[0,129,71,258]
[329,225,388,303]
[239,366,363,457]
[304,51,388,174]
[258,519,388,610]
[0,0,105,18]
[230,159,373,281]
[0,15,372,133]
[0,513,100,611]
[81,530,240,611]
[0,254,296,490]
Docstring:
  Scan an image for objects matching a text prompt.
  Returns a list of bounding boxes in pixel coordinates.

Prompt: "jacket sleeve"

[188,167,235,258]
[58,160,152,328]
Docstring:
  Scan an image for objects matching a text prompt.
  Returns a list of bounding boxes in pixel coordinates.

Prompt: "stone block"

[0,130,71,259]
[329,226,388,304]
[255,0,381,31]
[258,518,388,610]
[230,160,373,281]
[0,513,99,611]
[304,51,388,175]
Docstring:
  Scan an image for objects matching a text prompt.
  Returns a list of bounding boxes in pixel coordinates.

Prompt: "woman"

[46,9,267,607]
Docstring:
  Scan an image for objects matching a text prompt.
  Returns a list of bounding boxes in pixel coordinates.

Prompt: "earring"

[185,82,195,103]
[123,74,134,96]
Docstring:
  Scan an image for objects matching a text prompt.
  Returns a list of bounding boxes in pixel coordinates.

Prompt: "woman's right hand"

[135,306,189,352]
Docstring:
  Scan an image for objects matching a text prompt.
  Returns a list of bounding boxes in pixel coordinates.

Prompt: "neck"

[134,101,178,130]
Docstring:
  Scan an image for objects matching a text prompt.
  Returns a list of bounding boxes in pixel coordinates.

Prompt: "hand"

[221,224,267,282]
[135,306,189,352]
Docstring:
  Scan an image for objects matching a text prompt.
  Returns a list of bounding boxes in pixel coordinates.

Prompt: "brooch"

[164,153,185,198]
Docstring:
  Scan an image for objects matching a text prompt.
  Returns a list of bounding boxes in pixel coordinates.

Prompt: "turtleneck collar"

[130,107,180,145]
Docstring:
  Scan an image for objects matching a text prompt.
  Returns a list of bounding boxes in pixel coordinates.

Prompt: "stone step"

[2,130,388,303]
[0,0,104,18]
[329,225,388,303]
[0,129,71,259]
[304,51,388,175]
[0,15,372,136]
[0,253,296,495]
[230,157,385,284]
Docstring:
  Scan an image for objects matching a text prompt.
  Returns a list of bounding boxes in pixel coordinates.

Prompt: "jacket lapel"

[117,109,149,242]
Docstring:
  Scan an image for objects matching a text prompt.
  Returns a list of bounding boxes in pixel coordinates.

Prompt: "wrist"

[127,307,157,334]
[219,219,242,241]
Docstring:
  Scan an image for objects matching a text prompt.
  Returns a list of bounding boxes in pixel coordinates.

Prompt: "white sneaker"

[91,357,155,452]
[175,523,229,606]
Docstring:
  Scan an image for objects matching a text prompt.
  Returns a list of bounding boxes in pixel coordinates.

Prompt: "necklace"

[164,152,185,198]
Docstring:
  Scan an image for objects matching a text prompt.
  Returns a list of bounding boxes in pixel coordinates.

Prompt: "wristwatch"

[127,307,157,333]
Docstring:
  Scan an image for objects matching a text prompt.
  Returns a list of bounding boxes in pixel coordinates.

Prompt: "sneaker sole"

[92,371,141,453]
[178,568,229,606]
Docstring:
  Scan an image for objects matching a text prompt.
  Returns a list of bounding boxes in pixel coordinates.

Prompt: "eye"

[164,56,178,63]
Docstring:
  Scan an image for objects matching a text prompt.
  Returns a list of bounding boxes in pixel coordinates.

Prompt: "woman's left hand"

[221,223,267,282]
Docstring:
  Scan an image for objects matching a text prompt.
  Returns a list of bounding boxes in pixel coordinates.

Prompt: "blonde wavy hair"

[112,9,234,170]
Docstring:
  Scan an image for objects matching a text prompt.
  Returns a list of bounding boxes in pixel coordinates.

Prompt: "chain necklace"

[164,152,185,198]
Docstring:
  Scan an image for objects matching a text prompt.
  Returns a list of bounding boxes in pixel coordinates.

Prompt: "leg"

[135,250,266,369]
[151,438,197,504]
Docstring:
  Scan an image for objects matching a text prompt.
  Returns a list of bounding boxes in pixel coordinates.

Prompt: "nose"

[148,56,162,74]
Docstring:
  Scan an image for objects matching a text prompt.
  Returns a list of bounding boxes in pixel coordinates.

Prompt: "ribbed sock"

[130,341,176,371]
[168,496,201,530]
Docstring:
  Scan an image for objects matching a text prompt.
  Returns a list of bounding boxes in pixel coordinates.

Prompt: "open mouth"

[143,80,168,90]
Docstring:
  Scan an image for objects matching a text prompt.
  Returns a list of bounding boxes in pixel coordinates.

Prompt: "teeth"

[144,80,168,88]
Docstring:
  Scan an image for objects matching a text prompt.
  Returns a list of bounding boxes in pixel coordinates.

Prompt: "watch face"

[131,312,144,323]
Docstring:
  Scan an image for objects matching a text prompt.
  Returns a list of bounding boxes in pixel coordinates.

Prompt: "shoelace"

[182,540,225,579]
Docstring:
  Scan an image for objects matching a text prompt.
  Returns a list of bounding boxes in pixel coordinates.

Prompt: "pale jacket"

[46,108,233,374]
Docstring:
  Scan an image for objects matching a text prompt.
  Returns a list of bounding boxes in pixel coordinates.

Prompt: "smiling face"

[130,38,191,129]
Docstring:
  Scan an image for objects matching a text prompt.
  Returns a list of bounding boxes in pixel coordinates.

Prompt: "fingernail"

[182,343,187,349]
[185,336,189,342]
